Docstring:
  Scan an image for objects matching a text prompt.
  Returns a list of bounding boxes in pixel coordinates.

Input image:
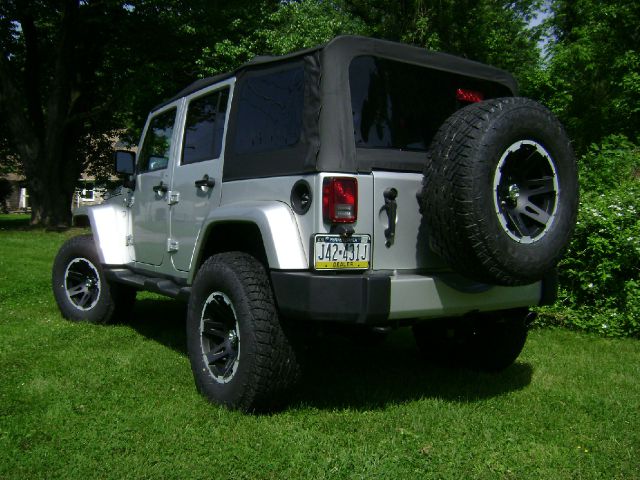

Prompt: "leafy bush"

[536,135,640,337]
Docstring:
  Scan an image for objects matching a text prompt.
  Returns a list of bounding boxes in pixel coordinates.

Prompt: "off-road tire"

[422,97,578,286]
[413,308,529,372]
[186,252,300,412]
[52,235,136,323]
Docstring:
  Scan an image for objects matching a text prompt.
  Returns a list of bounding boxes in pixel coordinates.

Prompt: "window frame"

[136,107,178,175]
[180,86,231,166]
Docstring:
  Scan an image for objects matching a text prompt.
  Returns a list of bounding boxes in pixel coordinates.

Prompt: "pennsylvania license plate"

[314,234,371,270]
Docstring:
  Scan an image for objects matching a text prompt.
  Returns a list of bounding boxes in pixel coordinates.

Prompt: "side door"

[169,81,233,272]
[131,106,179,266]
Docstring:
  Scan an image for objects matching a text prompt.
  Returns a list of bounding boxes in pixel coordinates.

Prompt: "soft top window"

[349,56,510,152]
[231,65,304,155]
[182,88,230,165]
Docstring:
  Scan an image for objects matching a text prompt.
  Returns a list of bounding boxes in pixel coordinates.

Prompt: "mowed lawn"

[1,215,638,479]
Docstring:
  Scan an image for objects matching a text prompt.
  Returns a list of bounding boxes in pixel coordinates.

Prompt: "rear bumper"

[270,271,391,324]
[270,270,552,325]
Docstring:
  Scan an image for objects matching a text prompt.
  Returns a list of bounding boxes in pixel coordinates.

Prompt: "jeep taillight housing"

[322,177,357,223]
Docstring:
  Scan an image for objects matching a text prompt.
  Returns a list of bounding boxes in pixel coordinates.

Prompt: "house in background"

[2,137,132,213]
[1,173,30,212]
[1,172,117,213]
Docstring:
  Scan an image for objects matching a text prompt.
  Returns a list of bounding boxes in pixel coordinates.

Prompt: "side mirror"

[114,150,135,175]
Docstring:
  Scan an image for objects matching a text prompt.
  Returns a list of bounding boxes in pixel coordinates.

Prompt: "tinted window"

[182,88,230,164]
[232,65,304,154]
[349,56,506,151]
[138,108,176,173]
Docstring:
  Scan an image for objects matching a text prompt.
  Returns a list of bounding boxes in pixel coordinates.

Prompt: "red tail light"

[456,88,484,103]
[323,177,357,223]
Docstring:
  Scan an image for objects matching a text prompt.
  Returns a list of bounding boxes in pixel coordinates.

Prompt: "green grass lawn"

[1,214,639,479]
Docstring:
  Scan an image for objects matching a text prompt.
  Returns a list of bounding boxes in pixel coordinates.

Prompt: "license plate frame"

[313,234,371,270]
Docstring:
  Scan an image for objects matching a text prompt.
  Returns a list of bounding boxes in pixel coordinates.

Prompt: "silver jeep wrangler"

[52,36,578,411]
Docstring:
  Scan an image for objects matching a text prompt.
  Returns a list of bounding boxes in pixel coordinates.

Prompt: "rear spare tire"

[422,97,578,286]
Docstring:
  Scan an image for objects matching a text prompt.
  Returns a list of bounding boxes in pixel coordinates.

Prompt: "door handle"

[195,174,215,189]
[152,181,168,194]
[383,188,398,247]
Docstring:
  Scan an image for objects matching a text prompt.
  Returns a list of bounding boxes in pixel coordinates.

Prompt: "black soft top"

[154,36,517,179]
[154,35,516,111]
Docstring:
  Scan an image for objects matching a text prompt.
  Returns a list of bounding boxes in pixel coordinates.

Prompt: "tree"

[0,0,278,227]
[0,178,12,213]
[198,0,543,95]
[542,0,640,151]
[342,0,544,95]
[0,0,547,227]
[260,0,370,54]
[197,0,369,77]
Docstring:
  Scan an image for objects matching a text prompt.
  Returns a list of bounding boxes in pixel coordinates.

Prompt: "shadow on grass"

[0,214,31,230]
[128,296,533,411]
[0,214,80,232]
[292,332,533,410]
[127,297,188,355]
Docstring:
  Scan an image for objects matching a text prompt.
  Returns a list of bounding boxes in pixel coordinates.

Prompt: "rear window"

[349,56,509,151]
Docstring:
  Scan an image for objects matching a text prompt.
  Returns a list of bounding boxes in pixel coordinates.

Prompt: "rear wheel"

[52,235,136,323]
[413,309,529,372]
[186,252,299,412]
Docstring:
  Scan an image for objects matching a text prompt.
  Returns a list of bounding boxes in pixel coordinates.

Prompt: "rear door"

[371,170,444,271]
[169,80,233,272]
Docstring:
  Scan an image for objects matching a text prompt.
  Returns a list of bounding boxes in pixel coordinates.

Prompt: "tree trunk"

[0,0,81,228]
[25,145,79,227]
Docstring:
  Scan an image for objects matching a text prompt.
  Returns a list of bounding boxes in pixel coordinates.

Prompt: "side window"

[232,65,304,154]
[182,87,230,165]
[137,108,177,173]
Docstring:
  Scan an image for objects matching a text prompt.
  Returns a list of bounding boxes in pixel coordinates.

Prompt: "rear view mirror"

[114,150,135,175]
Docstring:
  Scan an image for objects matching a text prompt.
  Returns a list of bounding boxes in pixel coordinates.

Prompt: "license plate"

[314,234,371,270]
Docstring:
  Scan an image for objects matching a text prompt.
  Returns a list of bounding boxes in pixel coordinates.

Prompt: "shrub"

[536,135,640,337]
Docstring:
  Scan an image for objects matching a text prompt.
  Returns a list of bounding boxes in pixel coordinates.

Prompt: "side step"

[104,268,191,301]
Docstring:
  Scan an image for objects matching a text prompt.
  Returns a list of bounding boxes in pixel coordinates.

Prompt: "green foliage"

[541,0,640,152]
[0,0,282,225]
[197,0,369,77]
[578,135,640,193]
[399,0,544,95]
[196,0,542,97]
[336,0,543,96]
[538,136,640,337]
[262,0,370,55]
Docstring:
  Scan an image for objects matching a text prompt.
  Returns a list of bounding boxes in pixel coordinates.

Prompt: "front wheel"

[52,235,136,324]
[186,252,299,412]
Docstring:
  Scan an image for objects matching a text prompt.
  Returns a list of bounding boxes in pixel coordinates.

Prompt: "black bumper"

[270,269,557,325]
[270,271,391,325]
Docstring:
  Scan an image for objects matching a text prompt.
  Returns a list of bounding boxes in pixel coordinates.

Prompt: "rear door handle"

[195,174,215,189]
[383,188,398,247]
[152,181,168,194]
